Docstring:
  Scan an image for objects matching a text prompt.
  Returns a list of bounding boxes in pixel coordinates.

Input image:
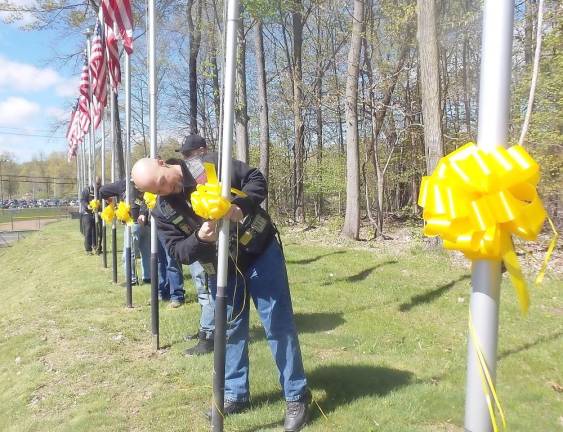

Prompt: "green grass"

[0,207,72,224]
[0,221,561,431]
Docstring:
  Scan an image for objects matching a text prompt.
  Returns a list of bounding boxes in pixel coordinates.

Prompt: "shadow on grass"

[499,330,563,360]
[308,364,414,415]
[246,364,414,430]
[249,312,346,343]
[398,274,470,312]
[286,250,345,265]
[321,260,398,285]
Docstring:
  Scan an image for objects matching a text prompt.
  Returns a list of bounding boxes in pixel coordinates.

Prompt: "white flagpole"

[125,51,133,307]
[464,1,514,431]
[212,1,239,430]
[86,28,99,253]
[110,85,118,283]
[148,0,159,350]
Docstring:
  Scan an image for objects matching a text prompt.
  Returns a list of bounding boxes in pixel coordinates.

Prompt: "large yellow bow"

[143,192,157,210]
[116,201,133,225]
[190,163,247,220]
[418,142,548,313]
[100,202,116,223]
[88,199,101,213]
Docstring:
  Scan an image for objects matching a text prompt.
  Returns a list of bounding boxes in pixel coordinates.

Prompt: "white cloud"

[0,55,61,92]
[55,77,79,98]
[0,96,40,127]
[46,106,68,122]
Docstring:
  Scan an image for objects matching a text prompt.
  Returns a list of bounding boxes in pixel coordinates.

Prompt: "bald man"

[132,147,311,432]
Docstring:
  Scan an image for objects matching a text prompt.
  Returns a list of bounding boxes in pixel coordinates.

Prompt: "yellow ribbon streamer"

[116,201,133,225]
[190,162,247,220]
[468,312,507,432]
[418,142,548,313]
[535,216,559,285]
[100,202,116,224]
[143,192,157,210]
[88,199,101,213]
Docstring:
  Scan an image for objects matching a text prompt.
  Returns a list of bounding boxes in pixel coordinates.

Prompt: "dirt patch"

[0,218,59,232]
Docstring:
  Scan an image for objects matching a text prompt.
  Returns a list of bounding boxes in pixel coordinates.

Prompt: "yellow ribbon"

[143,192,157,210]
[100,202,116,223]
[116,201,133,225]
[190,162,247,220]
[469,312,507,432]
[88,199,101,213]
[418,142,548,313]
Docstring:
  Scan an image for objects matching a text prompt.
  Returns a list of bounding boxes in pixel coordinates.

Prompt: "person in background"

[80,176,101,254]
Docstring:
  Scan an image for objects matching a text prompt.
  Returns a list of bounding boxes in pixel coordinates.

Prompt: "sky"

[0,13,81,162]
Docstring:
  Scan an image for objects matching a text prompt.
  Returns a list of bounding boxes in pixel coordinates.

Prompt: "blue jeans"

[124,223,150,283]
[209,240,308,402]
[189,261,215,337]
[158,235,185,302]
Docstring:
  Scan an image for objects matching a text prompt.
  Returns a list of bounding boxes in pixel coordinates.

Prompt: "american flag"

[78,61,91,133]
[90,24,107,129]
[67,100,83,161]
[105,22,121,92]
[101,0,133,54]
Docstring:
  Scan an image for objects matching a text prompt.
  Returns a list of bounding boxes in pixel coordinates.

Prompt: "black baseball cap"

[176,134,207,154]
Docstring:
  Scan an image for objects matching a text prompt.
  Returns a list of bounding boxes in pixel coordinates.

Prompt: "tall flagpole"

[212,1,239,430]
[148,0,159,350]
[111,86,118,283]
[125,51,133,308]
[464,1,514,431]
[100,17,108,269]
[101,93,107,268]
[86,28,99,253]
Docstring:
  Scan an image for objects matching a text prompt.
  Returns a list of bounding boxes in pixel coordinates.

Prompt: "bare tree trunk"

[342,0,364,240]
[330,29,345,154]
[462,34,471,135]
[417,0,444,174]
[113,91,125,180]
[255,20,270,212]
[187,0,202,134]
[292,1,305,222]
[235,16,249,163]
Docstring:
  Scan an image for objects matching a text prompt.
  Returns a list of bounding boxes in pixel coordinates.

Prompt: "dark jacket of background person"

[152,152,269,270]
[80,185,99,215]
[99,180,147,220]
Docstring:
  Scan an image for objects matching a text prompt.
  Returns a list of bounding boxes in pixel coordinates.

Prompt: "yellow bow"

[88,199,101,213]
[190,162,247,220]
[144,192,157,210]
[100,202,116,223]
[418,142,548,313]
[116,201,133,225]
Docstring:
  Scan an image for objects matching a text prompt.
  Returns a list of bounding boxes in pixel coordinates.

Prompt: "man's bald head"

[132,158,184,196]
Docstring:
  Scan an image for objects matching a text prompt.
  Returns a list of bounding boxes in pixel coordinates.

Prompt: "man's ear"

[157,159,165,167]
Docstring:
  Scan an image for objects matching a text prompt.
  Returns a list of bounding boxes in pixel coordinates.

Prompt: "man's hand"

[137,215,147,225]
[226,204,244,223]
[198,220,218,243]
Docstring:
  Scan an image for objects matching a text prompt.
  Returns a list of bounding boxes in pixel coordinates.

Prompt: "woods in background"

[2,0,561,238]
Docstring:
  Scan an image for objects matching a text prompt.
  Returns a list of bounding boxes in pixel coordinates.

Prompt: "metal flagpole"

[86,28,99,253]
[212,1,239,430]
[464,1,514,431]
[125,52,133,308]
[148,0,159,350]
[100,20,108,269]
[111,87,118,284]
[76,152,81,212]
[101,94,107,268]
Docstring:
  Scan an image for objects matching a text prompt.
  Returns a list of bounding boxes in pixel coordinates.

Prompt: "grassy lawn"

[0,220,561,431]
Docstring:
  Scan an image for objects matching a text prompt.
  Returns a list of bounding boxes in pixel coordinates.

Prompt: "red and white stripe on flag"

[105,22,121,92]
[90,25,107,129]
[101,0,133,54]
[78,63,91,133]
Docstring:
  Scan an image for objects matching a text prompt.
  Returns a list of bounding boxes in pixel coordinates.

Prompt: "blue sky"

[0,19,82,162]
